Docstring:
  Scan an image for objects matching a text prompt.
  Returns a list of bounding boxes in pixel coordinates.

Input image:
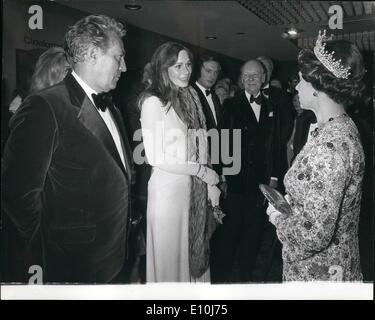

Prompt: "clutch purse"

[259,184,292,216]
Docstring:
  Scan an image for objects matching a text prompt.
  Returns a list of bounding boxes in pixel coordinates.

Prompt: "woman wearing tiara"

[266,31,366,281]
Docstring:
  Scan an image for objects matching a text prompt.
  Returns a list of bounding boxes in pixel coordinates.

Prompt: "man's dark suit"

[249,85,294,282]
[292,110,316,160]
[191,82,222,130]
[2,73,133,283]
[210,90,281,283]
[266,87,294,142]
[191,82,223,177]
[263,86,294,191]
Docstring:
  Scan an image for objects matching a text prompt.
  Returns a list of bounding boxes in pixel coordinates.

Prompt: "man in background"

[192,54,223,130]
[211,59,282,283]
[192,53,225,189]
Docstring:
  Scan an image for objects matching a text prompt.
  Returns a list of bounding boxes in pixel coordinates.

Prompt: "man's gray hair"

[64,14,126,66]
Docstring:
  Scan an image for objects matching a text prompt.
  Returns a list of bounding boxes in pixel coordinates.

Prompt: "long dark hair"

[137,42,193,112]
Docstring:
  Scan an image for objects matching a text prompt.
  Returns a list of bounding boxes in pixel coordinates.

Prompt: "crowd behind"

[1,14,373,284]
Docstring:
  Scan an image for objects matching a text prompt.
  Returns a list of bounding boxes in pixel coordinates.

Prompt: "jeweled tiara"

[313,30,351,79]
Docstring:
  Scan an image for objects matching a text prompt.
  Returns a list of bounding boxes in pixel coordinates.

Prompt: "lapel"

[211,91,222,124]
[239,91,258,125]
[258,94,275,140]
[192,83,217,128]
[65,73,129,179]
[259,94,271,124]
[108,104,133,182]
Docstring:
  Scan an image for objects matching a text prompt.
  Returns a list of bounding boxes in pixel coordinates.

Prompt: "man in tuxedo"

[251,56,294,282]
[191,54,224,185]
[192,54,222,131]
[210,59,282,283]
[2,15,133,283]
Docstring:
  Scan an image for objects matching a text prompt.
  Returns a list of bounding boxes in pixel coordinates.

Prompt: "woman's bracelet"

[196,164,202,176]
[196,165,207,180]
[201,166,207,180]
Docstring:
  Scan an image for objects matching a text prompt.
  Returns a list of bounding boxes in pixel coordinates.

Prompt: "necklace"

[310,113,348,137]
[327,112,348,122]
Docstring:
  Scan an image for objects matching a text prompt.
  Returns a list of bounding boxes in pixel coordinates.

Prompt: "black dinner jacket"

[219,90,281,195]
[292,110,316,160]
[265,86,294,144]
[192,82,223,175]
[2,73,133,283]
[263,86,295,193]
[192,82,222,130]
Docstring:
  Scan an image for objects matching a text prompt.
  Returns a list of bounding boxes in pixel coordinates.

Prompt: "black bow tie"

[205,89,211,96]
[92,93,113,112]
[249,94,261,105]
[262,88,270,96]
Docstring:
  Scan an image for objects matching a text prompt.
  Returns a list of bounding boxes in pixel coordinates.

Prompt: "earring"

[313,91,318,97]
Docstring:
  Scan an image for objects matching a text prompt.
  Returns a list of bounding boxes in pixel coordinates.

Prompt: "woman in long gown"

[139,42,221,282]
[266,31,366,281]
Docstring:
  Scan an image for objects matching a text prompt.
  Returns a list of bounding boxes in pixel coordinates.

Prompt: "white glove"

[207,185,221,207]
[284,194,291,204]
[9,95,22,114]
[196,166,219,186]
[266,203,282,226]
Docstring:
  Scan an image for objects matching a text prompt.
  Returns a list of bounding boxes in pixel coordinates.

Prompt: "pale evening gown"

[141,95,210,282]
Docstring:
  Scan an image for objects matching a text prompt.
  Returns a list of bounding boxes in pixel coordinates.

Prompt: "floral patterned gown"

[274,114,365,281]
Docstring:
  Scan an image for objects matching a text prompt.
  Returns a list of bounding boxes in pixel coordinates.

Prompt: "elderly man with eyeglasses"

[210,59,283,283]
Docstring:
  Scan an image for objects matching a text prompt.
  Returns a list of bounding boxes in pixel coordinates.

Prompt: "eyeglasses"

[242,73,263,80]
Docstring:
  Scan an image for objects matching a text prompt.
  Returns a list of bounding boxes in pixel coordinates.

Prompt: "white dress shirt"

[245,90,261,122]
[72,71,126,169]
[195,81,217,125]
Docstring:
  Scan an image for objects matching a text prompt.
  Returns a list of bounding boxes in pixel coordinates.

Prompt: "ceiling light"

[287,28,298,36]
[124,1,142,10]
[282,27,302,40]
[206,36,217,40]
